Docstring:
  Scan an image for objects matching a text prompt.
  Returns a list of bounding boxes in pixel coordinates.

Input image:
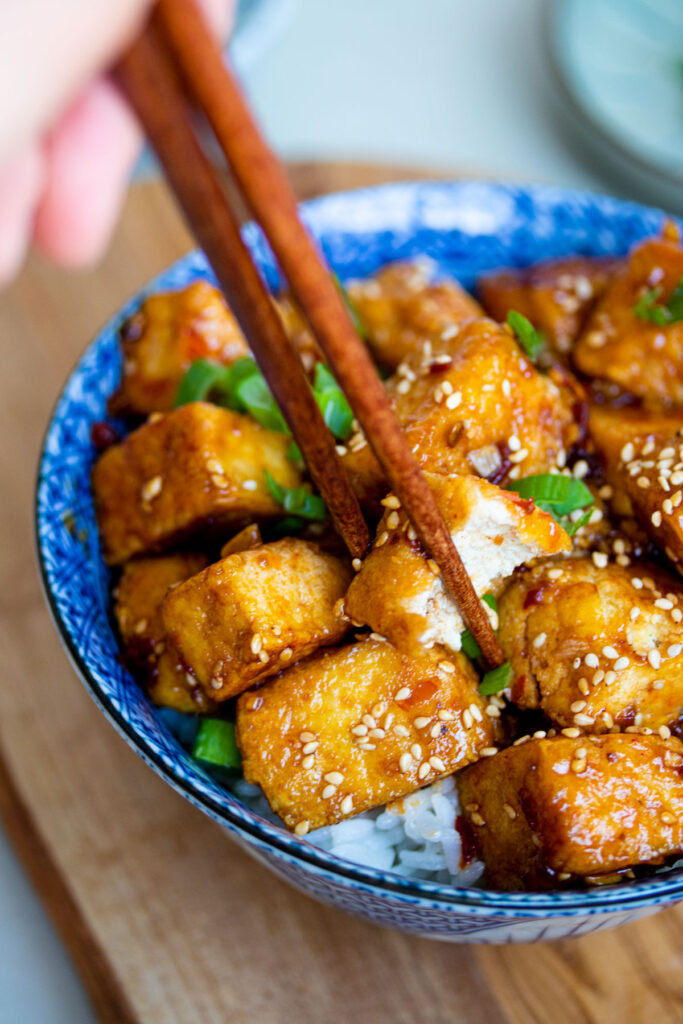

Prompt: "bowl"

[36,181,683,943]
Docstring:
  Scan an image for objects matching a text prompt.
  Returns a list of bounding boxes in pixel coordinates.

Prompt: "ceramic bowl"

[36,181,683,943]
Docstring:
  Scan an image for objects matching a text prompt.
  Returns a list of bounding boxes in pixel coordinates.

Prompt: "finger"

[33,78,142,267]
[0,142,45,285]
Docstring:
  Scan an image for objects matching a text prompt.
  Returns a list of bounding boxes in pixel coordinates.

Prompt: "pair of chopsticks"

[116,0,503,668]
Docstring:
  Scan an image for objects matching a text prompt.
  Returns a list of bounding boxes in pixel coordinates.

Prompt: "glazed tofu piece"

[574,230,683,407]
[342,318,581,508]
[346,261,482,371]
[114,553,214,713]
[458,733,683,889]
[162,539,352,701]
[478,256,620,358]
[589,424,683,569]
[498,558,683,732]
[108,281,250,417]
[219,523,263,558]
[236,637,494,833]
[345,474,570,657]
[92,402,303,564]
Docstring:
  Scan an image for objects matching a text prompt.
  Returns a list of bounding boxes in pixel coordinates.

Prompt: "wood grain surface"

[2,164,683,1024]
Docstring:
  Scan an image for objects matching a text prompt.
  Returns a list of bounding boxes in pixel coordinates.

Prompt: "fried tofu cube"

[114,553,215,713]
[589,425,683,570]
[92,402,303,564]
[458,733,683,889]
[219,523,263,558]
[162,538,352,701]
[345,474,570,657]
[575,232,683,407]
[498,557,683,732]
[478,256,620,359]
[236,637,494,832]
[342,318,581,507]
[108,282,250,417]
[346,261,482,371]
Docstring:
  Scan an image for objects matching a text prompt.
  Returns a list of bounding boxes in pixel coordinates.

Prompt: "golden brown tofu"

[346,261,482,371]
[458,733,683,889]
[114,553,214,713]
[342,318,581,507]
[92,402,302,564]
[499,558,683,732]
[589,422,683,569]
[478,256,620,358]
[237,637,494,832]
[109,282,250,417]
[162,538,352,701]
[575,234,683,407]
[345,474,570,657]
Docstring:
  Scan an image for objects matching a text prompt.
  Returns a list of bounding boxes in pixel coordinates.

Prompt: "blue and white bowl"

[36,181,683,943]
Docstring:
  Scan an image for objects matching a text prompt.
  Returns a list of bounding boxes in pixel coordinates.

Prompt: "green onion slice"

[460,594,497,661]
[506,310,545,361]
[508,474,594,515]
[333,273,367,340]
[264,470,326,521]
[313,363,354,440]
[232,365,289,433]
[479,661,512,696]
[192,719,241,769]
[633,276,683,325]
[174,358,234,407]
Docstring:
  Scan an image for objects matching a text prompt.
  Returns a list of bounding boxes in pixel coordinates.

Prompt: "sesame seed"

[548,568,563,580]
[652,679,664,690]
[503,803,517,820]
[573,460,589,479]
[446,391,462,410]
[399,752,413,772]
[585,653,599,668]
[414,716,431,729]
[340,796,354,815]
[430,723,442,738]
[652,511,663,527]
[133,618,148,635]
[210,677,222,691]
[655,598,674,610]
[662,811,676,825]
[368,728,385,739]
[206,458,224,475]
[614,657,630,671]
[592,552,608,569]
[418,762,431,779]
[599,485,613,499]
[352,558,362,571]
[470,812,486,826]
[637,476,650,489]
[570,700,587,713]
[602,645,618,660]
[280,648,293,661]
[438,660,456,674]
[604,670,617,685]
[485,705,501,718]
[376,531,389,547]
[668,644,682,658]
[382,494,401,509]
[362,714,377,728]
[660,725,672,739]
[508,435,521,452]
[480,747,498,757]
[140,475,162,503]
[294,821,310,836]
[211,474,227,489]
[351,724,368,736]
[571,758,587,774]
[672,472,683,486]
[470,703,483,723]
[592,670,604,685]
[427,559,440,576]
[411,743,422,759]
[302,755,315,769]
[302,741,318,755]
[394,687,411,702]
[324,772,344,786]
[322,785,337,799]
[562,727,581,738]
[630,608,641,621]
[632,577,643,590]
[250,635,262,654]
[386,511,400,530]
[533,632,547,648]
[574,712,595,726]
[463,709,474,729]
[621,442,635,462]
[579,678,590,695]
[369,632,386,643]
[602,712,614,728]
[429,756,446,772]
[242,479,258,491]
[649,650,662,669]
[509,448,529,464]
[335,445,348,456]
[673,609,683,623]
[393,724,410,737]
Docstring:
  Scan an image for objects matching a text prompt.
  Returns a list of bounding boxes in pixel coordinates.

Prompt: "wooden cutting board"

[3,163,683,1024]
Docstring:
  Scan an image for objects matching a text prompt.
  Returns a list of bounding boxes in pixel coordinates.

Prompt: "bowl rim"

[35,178,683,914]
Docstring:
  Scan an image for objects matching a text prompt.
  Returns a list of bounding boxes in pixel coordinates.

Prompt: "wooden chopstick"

[119,6,503,668]
[116,25,370,561]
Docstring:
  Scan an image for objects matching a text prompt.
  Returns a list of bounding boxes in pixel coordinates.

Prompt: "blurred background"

[3,0,683,1021]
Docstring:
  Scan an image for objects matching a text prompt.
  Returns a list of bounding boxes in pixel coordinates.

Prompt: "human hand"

[0,0,233,284]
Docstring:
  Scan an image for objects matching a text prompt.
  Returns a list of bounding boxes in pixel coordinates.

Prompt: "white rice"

[230,774,485,886]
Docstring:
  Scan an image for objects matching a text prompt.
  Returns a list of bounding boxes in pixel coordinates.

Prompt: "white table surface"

[0,1,628,1020]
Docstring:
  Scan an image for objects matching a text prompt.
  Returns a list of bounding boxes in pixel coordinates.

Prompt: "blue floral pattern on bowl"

[36,181,683,942]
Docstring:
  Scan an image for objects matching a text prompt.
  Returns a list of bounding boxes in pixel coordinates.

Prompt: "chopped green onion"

[174,358,233,407]
[192,719,241,769]
[333,273,367,340]
[506,310,545,361]
[460,594,498,661]
[633,275,683,325]
[232,365,289,433]
[313,363,354,440]
[479,661,512,696]
[509,474,593,515]
[264,470,326,521]
[563,509,593,538]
